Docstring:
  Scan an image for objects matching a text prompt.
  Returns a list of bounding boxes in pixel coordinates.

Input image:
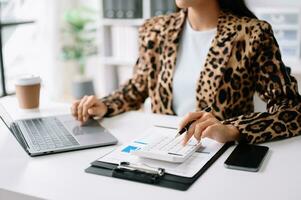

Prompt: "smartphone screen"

[224,144,269,172]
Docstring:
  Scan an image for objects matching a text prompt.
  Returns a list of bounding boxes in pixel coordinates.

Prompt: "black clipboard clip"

[112,162,165,184]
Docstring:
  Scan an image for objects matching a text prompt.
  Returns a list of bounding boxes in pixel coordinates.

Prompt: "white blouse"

[172,19,216,116]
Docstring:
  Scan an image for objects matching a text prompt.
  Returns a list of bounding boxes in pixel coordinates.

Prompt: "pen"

[175,120,196,138]
[175,107,211,138]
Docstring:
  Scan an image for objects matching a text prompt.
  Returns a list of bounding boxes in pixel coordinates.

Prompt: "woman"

[71,0,301,145]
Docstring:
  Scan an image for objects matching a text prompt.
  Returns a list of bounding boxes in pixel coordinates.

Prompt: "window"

[1,0,37,95]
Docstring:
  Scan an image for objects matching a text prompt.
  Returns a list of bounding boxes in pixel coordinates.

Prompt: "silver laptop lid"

[0,103,30,151]
[0,103,14,130]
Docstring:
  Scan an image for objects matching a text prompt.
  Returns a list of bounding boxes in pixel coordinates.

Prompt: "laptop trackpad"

[56,115,117,145]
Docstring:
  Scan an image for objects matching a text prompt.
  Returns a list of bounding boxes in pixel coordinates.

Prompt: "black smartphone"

[224,144,269,172]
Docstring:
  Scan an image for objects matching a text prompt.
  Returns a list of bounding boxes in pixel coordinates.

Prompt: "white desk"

[0,96,300,200]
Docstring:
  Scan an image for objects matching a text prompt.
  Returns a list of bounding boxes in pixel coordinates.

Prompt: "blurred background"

[0,0,301,106]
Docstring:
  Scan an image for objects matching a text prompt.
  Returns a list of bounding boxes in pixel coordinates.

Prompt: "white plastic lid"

[15,75,41,86]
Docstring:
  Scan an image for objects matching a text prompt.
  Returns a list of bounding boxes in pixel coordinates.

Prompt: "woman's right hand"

[71,95,108,124]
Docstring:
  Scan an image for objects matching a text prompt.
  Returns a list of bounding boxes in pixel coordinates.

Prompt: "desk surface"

[0,96,300,200]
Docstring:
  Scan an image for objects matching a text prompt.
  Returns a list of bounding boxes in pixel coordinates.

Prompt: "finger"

[182,114,216,145]
[193,119,216,142]
[196,112,214,122]
[82,96,96,121]
[87,99,106,117]
[88,106,106,118]
[178,111,204,131]
[77,96,88,122]
[201,124,219,140]
[194,112,214,123]
[182,121,198,146]
[71,100,80,118]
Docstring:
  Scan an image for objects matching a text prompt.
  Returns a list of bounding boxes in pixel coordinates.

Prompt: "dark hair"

[218,0,257,18]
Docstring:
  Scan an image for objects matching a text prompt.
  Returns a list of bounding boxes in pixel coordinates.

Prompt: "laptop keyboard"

[19,117,79,151]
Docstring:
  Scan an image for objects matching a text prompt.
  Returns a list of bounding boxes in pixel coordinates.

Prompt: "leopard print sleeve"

[101,20,154,117]
[223,21,301,144]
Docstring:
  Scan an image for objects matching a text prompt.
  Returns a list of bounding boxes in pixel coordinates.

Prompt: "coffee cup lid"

[15,75,41,86]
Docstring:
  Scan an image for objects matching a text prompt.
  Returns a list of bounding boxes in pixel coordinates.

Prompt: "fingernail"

[205,107,211,112]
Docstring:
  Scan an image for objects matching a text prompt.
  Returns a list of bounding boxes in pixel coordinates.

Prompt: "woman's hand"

[179,111,239,145]
[71,95,107,124]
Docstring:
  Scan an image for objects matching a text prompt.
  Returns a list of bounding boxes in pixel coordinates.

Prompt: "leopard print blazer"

[101,9,301,144]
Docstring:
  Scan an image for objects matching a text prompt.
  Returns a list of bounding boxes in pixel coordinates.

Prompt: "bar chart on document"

[98,126,224,177]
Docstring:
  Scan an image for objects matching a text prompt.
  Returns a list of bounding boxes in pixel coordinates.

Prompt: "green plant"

[61,6,98,75]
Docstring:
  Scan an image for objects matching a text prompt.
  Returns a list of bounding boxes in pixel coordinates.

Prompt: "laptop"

[0,104,118,156]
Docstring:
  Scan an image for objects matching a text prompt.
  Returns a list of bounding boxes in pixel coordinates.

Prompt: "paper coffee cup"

[15,75,41,109]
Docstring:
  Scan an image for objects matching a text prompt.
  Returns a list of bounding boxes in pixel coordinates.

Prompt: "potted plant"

[61,6,98,99]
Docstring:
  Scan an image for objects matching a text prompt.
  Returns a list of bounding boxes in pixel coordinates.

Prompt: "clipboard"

[85,142,232,191]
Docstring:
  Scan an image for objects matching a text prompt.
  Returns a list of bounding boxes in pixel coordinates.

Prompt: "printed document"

[97,126,224,178]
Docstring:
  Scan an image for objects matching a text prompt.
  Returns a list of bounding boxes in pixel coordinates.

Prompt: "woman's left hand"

[179,111,240,145]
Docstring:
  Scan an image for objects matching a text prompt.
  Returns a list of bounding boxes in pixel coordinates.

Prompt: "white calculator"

[132,135,203,163]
